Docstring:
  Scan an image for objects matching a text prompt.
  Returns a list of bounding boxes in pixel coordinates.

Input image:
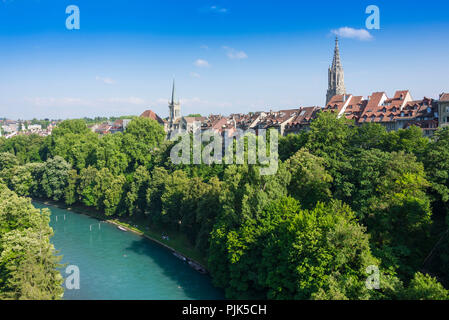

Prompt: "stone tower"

[168,79,181,128]
[326,37,346,104]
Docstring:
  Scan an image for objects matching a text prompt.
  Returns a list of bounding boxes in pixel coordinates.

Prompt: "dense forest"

[1,112,449,300]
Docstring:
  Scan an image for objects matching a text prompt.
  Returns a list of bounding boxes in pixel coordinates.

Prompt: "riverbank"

[32,199,209,273]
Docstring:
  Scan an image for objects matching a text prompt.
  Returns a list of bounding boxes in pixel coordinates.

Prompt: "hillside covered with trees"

[1,113,449,300]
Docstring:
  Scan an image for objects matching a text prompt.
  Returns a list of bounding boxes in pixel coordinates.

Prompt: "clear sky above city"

[0,0,448,119]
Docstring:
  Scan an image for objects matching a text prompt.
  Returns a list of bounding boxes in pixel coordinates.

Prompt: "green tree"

[278,132,309,162]
[7,166,33,196]
[126,165,150,215]
[43,120,98,171]
[285,148,332,209]
[209,197,380,300]
[424,127,449,209]
[96,133,129,174]
[40,156,72,201]
[64,169,79,205]
[25,162,45,198]
[305,112,354,198]
[400,272,449,300]
[383,126,429,159]
[350,123,387,151]
[0,186,63,299]
[306,112,353,166]
[343,149,432,277]
[193,177,222,251]
[78,166,99,207]
[146,166,170,223]
[0,229,64,300]
[160,170,191,227]
[0,152,19,171]
[93,168,126,216]
[51,119,90,136]
[261,200,378,300]
[122,117,166,171]
[0,135,44,164]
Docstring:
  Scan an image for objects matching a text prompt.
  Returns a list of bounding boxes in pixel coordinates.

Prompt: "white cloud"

[200,45,209,50]
[223,46,248,60]
[331,27,373,41]
[209,5,228,14]
[190,72,201,78]
[194,59,210,68]
[95,76,116,85]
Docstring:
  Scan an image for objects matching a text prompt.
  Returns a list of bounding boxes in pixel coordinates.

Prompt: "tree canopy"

[2,111,449,300]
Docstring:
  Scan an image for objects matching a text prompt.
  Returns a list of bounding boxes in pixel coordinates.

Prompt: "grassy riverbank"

[33,199,208,268]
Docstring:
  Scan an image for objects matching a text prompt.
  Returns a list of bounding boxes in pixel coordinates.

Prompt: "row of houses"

[89,119,132,135]
[0,119,56,139]
[322,90,449,137]
[140,90,448,139]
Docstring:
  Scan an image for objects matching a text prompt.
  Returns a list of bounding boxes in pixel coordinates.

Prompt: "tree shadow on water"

[125,238,224,300]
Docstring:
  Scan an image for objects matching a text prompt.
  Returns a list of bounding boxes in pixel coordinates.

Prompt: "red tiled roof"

[288,106,320,125]
[140,110,165,125]
[324,94,352,114]
[183,116,207,123]
[393,90,410,100]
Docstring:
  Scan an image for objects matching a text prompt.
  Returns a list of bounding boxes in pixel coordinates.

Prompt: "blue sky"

[0,0,448,119]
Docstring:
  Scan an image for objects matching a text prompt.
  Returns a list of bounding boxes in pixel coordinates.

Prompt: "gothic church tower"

[326,37,346,104]
[168,79,181,128]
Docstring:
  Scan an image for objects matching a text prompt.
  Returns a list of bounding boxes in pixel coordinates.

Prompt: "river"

[33,202,224,300]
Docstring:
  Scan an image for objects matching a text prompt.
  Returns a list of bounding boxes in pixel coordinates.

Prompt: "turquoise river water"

[33,202,224,300]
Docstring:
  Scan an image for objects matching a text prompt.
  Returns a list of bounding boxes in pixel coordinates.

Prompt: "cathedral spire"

[332,36,342,69]
[326,37,346,104]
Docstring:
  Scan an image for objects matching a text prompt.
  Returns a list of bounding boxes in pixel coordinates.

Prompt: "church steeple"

[170,79,177,105]
[326,36,346,105]
[168,79,181,130]
[332,37,342,69]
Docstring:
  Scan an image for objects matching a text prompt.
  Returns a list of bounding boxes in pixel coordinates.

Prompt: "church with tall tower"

[326,37,346,104]
[168,79,181,132]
